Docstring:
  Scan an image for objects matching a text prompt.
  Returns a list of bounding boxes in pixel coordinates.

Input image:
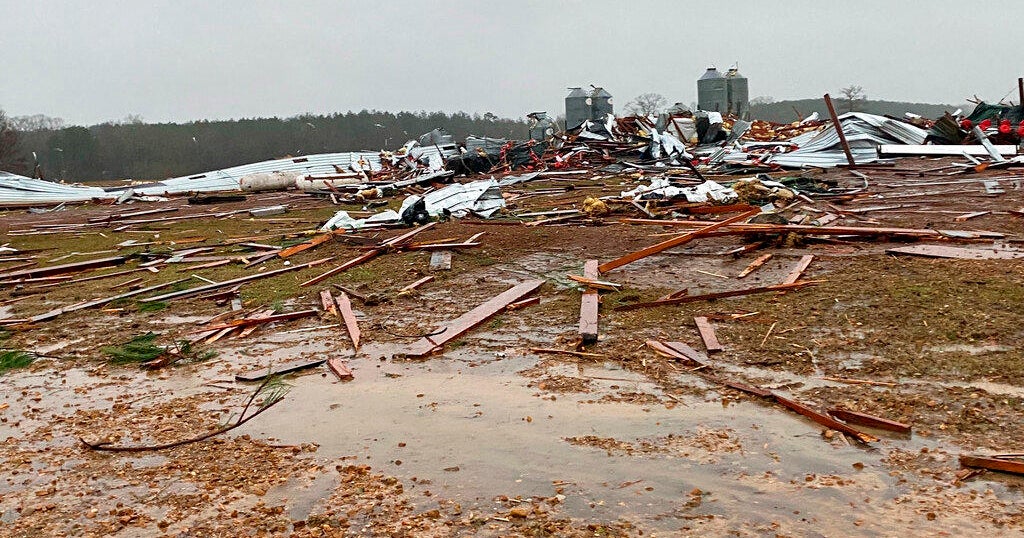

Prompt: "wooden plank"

[196,309,317,333]
[645,340,706,366]
[827,408,911,434]
[506,296,540,311]
[336,291,361,349]
[781,255,814,285]
[142,257,334,302]
[615,281,819,312]
[954,211,990,222]
[567,274,622,291]
[29,277,191,323]
[579,260,599,344]
[737,253,773,278]
[326,358,354,381]
[0,255,127,282]
[693,317,724,353]
[403,242,480,251]
[620,218,946,238]
[380,222,438,248]
[319,290,338,316]
[886,244,1024,260]
[663,341,710,364]
[405,280,544,357]
[278,230,344,259]
[599,209,759,273]
[300,249,382,287]
[235,358,327,382]
[773,394,878,443]
[399,275,435,293]
[429,250,452,270]
[959,455,1024,476]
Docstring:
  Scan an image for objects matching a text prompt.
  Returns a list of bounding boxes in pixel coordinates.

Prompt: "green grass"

[137,301,168,312]
[102,333,166,364]
[0,350,35,373]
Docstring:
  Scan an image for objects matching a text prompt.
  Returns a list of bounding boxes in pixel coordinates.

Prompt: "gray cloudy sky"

[1,0,1021,125]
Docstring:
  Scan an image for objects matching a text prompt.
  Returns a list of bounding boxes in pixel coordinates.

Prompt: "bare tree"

[8,114,66,131]
[839,85,867,113]
[0,108,28,174]
[625,93,668,117]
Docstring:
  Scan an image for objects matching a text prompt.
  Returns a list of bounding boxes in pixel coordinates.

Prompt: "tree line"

[0,109,529,182]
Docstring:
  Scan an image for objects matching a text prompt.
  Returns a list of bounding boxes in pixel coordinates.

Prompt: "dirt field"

[1,160,1023,537]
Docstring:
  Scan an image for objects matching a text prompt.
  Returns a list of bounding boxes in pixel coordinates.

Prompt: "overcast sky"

[2,0,1021,126]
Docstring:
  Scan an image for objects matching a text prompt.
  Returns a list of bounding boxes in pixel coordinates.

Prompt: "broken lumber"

[301,249,382,287]
[959,455,1024,476]
[235,358,327,382]
[327,358,354,380]
[737,253,773,278]
[404,279,544,357]
[578,260,599,344]
[28,278,191,323]
[782,255,814,285]
[140,257,334,303]
[196,309,317,332]
[568,274,622,291]
[399,275,434,293]
[827,407,911,434]
[335,291,360,349]
[530,347,607,359]
[773,395,879,443]
[506,296,540,311]
[599,209,760,273]
[278,229,344,258]
[615,281,819,311]
[320,290,338,316]
[0,255,127,283]
[645,340,707,366]
[886,244,1024,260]
[693,317,724,353]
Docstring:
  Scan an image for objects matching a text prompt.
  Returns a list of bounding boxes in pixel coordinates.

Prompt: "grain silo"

[589,87,614,122]
[565,87,591,131]
[697,67,727,113]
[726,66,749,117]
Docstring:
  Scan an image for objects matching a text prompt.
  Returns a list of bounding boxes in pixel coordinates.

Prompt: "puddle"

[926,344,1014,355]
[236,353,945,532]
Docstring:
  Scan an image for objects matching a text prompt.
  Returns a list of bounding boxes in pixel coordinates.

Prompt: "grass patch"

[103,333,165,364]
[0,350,35,373]
[137,301,168,312]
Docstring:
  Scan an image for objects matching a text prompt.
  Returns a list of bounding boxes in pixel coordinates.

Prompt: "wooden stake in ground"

[579,260,600,344]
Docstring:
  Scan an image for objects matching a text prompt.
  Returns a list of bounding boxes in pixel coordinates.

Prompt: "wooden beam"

[278,230,344,259]
[142,257,334,302]
[0,255,127,283]
[959,454,1024,476]
[615,281,819,311]
[319,290,338,316]
[827,407,911,434]
[235,358,327,382]
[824,93,856,168]
[773,394,878,443]
[579,260,599,344]
[782,255,814,285]
[405,280,544,357]
[693,317,724,353]
[599,209,759,274]
[327,358,354,381]
[300,249,382,287]
[28,278,191,323]
[399,275,435,293]
[620,218,945,239]
[336,291,361,349]
[737,253,773,278]
[887,244,1024,260]
[195,309,317,333]
[506,296,540,311]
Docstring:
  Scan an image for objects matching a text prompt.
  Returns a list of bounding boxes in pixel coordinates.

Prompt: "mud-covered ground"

[1,160,1023,537]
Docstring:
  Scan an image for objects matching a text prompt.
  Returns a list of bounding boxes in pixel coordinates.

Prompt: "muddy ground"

[1,159,1023,537]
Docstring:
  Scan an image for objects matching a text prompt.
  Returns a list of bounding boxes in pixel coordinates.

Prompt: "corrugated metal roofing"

[0,171,114,207]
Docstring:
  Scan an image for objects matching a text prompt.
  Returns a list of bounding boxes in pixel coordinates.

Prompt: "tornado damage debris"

[2,78,1024,536]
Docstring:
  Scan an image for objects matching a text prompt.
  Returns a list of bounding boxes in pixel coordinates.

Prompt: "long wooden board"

[827,407,911,434]
[693,317,724,353]
[598,209,759,273]
[959,455,1024,475]
[336,291,360,349]
[405,280,544,357]
[579,260,599,344]
[782,255,815,285]
[141,257,334,302]
[615,281,818,311]
[886,244,1024,260]
[0,255,127,283]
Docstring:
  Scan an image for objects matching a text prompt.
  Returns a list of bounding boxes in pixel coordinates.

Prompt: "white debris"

[320,209,401,231]
[399,179,505,219]
[621,178,737,204]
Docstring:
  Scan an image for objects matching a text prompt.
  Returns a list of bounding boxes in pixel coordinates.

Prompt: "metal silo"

[697,67,727,113]
[527,112,555,142]
[589,87,613,122]
[726,67,749,117]
[565,87,591,131]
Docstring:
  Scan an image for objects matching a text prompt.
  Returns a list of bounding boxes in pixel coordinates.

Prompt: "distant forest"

[6,110,529,182]
[2,98,972,183]
[749,98,970,124]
